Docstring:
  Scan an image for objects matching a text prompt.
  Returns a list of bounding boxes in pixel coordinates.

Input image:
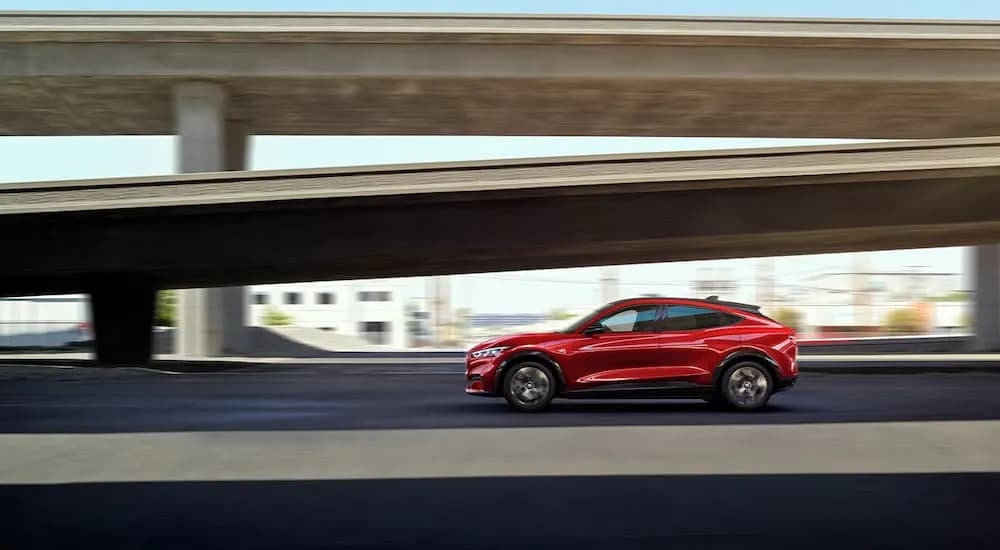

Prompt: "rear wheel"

[502,362,556,412]
[717,361,774,411]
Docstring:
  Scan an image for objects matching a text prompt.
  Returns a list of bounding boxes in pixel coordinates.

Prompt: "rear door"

[657,305,743,383]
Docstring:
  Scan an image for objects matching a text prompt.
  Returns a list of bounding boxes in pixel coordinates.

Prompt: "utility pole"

[756,258,775,309]
[697,267,710,297]
[904,265,928,302]
[426,276,451,346]
[852,253,870,327]
[600,268,619,303]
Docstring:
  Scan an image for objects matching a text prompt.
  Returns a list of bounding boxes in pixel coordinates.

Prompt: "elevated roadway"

[4,137,1000,294]
[5,13,1000,138]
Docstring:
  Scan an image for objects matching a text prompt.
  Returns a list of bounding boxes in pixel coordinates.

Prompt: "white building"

[0,280,417,350]
[248,278,412,348]
[790,271,966,333]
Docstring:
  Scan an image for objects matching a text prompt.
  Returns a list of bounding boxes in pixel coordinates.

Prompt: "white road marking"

[373,370,461,375]
[127,367,183,375]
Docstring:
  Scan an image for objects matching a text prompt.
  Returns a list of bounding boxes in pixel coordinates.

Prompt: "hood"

[470,332,564,351]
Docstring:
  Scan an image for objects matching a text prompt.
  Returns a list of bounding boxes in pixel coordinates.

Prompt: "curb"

[4,357,1000,375]
[0,358,255,374]
[798,361,1000,374]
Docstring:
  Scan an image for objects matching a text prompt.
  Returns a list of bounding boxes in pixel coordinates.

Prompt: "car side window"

[596,305,660,333]
[663,305,738,331]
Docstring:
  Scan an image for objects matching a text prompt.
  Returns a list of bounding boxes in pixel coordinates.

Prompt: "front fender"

[496,349,567,393]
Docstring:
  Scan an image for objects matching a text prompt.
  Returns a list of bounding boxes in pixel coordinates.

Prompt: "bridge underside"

[2,173,1000,296]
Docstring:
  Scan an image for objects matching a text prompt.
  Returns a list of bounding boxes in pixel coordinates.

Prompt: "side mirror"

[583,324,606,336]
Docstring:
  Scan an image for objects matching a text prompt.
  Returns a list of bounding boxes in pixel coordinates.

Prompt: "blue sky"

[0,0,977,312]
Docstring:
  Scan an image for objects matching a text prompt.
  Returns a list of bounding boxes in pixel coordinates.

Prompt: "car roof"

[606,295,765,316]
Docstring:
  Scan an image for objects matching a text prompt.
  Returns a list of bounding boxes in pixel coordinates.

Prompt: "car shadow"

[549,400,798,414]
[420,398,826,428]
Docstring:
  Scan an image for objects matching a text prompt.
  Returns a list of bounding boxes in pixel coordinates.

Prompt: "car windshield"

[558,305,607,333]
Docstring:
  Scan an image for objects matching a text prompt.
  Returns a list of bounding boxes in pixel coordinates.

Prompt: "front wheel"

[717,361,774,411]
[502,362,556,412]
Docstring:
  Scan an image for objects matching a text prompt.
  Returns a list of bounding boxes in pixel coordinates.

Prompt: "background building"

[694,267,739,296]
[600,268,619,303]
[0,264,970,351]
[791,270,966,336]
[248,278,411,348]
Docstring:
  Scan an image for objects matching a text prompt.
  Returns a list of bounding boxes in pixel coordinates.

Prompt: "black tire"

[716,361,774,411]
[502,361,557,412]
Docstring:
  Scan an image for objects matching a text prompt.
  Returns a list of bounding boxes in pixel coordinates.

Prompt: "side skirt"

[562,381,714,400]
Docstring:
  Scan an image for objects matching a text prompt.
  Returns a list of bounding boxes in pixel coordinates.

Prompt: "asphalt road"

[3,364,1000,549]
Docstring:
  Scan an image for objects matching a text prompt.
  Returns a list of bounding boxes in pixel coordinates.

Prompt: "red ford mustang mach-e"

[465,296,798,412]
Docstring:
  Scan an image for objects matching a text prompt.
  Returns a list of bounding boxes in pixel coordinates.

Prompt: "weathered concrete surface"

[1,138,1000,296]
[5,13,1000,137]
[8,137,1000,215]
[5,421,1000,484]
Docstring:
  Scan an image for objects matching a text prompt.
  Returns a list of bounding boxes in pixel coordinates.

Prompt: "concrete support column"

[89,276,155,365]
[173,82,249,357]
[973,244,1000,351]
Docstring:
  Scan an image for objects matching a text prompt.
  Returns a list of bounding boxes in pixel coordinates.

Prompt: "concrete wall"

[154,326,387,357]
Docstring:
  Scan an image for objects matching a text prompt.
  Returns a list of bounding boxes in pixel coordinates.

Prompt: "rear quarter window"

[664,306,742,330]
[720,312,744,326]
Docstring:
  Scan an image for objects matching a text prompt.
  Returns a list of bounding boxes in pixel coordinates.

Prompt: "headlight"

[471,346,509,359]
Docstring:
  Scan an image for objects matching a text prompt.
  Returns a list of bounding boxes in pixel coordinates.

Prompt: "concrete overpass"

[6,12,1000,138]
[4,137,1000,362]
[4,12,1000,359]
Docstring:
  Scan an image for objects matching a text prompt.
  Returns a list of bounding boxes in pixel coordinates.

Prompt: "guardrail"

[0,322,89,349]
[798,334,971,354]
[3,324,973,356]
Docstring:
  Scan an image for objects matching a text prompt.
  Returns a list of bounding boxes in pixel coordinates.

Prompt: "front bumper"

[465,374,493,396]
[466,357,500,396]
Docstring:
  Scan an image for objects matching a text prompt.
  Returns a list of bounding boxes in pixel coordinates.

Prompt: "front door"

[565,304,664,389]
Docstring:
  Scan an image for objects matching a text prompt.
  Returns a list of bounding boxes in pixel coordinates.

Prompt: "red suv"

[465,296,798,412]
